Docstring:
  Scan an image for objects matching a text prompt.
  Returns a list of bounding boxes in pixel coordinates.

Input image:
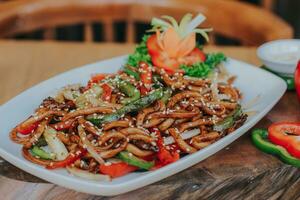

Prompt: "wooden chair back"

[0,0,293,45]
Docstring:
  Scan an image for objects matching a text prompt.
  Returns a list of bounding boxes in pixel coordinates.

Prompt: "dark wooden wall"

[4,0,300,43]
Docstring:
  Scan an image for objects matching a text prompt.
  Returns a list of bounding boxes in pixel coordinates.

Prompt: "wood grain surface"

[0,41,299,200]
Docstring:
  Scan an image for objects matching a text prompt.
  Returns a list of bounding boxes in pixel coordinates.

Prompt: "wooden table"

[0,41,299,200]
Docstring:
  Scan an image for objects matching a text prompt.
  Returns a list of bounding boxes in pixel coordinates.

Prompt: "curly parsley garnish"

[126,35,151,67]
[180,53,226,77]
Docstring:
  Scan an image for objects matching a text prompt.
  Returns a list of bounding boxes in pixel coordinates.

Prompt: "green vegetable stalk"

[118,81,141,105]
[88,88,164,126]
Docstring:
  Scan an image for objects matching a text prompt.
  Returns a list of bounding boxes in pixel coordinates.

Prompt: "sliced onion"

[162,15,179,29]
[150,13,211,42]
[178,13,192,36]
[217,94,231,101]
[106,158,123,164]
[66,166,110,181]
[43,127,68,161]
[185,13,206,36]
[75,84,102,108]
[163,129,200,145]
[78,125,105,165]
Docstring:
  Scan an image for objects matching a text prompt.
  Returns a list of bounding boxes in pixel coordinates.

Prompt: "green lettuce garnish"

[126,35,151,67]
[180,53,226,77]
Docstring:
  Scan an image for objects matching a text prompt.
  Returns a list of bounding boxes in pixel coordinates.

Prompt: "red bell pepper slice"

[46,149,87,169]
[99,162,138,178]
[101,83,112,101]
[268,122,300,159]
[51,119,75,131]
[16,122,39,135]
[150,128,180,169]
[295,60,300,101]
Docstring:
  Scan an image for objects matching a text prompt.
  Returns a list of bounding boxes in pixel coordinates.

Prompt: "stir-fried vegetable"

[118,81,141,104]
[75,84,103,108]
[46,149,87,169]
[124,66,140,80]
[151,128,179,168]
[139,62,152,91]
[99,162,138,178]
[101,83,112,101]
[89,88,164,125]
[34,137,48,147]
[117,151,154,170]
[78,125,105,164]
[17,122,39,135]
[30,146,54,160]
[213,105,242,132]
[43,127,68,161]
[160,88,172,104]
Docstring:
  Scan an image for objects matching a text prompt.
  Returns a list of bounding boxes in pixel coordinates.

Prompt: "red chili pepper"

[149,128,180,169]
[46,149,87,169]
[99,162,138,178]
[138,62,152,94]
[51,119,75,131]
[16,122,39,135]
[295,60,300,101]
[101,83,112,101]
[139,62,152,86]
[138,85,149,96]
[268,122,300,159]
[86,73,109,90]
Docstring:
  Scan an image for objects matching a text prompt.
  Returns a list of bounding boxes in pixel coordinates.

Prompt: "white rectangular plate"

[0,56,286,196]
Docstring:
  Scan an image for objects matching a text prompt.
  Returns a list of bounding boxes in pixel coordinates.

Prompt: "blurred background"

[0,0,298,46]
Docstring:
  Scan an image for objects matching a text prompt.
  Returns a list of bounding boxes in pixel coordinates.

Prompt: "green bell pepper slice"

[251,129,300,167]
[160,88,172,104]
[30,146,54,160]
[118,81,141,105]
[124,67,140,80]
[117,151,154,170]
[213,105,242,132]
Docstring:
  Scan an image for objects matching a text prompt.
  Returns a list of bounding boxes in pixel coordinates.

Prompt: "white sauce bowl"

[257,39,300,77]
